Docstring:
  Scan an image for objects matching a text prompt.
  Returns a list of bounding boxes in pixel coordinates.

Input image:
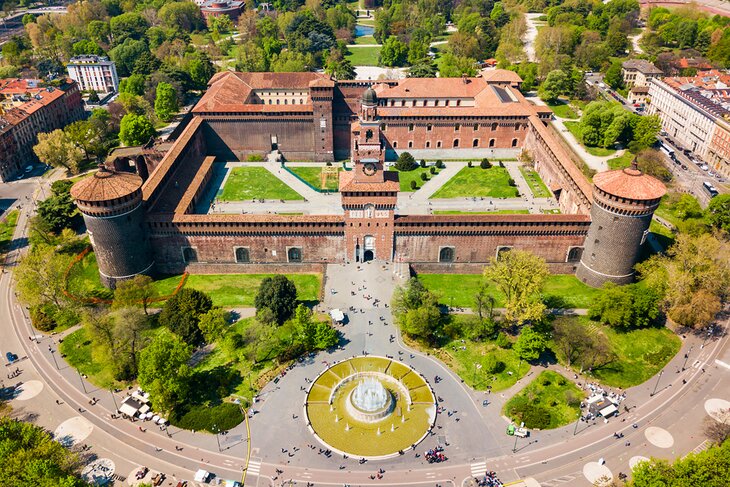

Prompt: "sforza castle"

[69,70,666,289]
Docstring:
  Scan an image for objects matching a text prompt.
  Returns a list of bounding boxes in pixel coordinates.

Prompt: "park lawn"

[289,166,341,191]
[546,99,579,120]
[356,19,376,27]
[346,46,381,66]
[654,193,707,233]
[503,371,584,429]
[354,35,378,45]
[433,210,530,215]
[431,166,519,199]
[65,251,114,300]
[0,210,19,254]
[395,167,440,191]
[181,273,321,307]
[419,273,600,309]
[607,151,635,170]
[563,121,617,157]
[519,166,551,198]
[219,167,304,201]
[649,219,676,250]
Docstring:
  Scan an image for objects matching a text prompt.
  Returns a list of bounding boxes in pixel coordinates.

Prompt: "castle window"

[439,247,455,263]
[456,100,461,106]
[284,99,288,104]
[235,247,250,263]
[566,247,583,263]
[473,124,479,131]
[393,141,398,148]
[426,141,431,148]
[473,139,479,147]
[288,247,302,263]
[454,124,460,132]
[427,124,432,131]
[434,100,439,107]
[401,100,405,106]
[511,138,518,147]
[491,122,498,131]
[276,99,280,104]
[408,141,413,148]
[489,139,495,147]
[496,246,511,260]
[381,124,386,131]
[437,141,442,148]
[445,100,449,106]
[268,99,272,104]
[453,139,459,148]
[408,123,414,132]
[182,247,198,263]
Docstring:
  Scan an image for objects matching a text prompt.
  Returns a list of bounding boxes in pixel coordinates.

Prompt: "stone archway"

[363,250,374,262]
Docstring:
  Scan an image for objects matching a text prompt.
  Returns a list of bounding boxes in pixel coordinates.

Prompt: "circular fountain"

[346,377,394,422]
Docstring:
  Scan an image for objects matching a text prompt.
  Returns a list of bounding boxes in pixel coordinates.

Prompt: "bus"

[703,181,719,198]
[659,142,676,161]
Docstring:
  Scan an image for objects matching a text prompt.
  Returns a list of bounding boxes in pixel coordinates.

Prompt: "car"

[683,149,692,156]
[135,467,148,480]
[708,171,715,177]
[718,178,727,183]
[5,352,18,363]
[701,165,709,171]
[24,165,33,173]
[633,103,641,107]
[681,164,688,170]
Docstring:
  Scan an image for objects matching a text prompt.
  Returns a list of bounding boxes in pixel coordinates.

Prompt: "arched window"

[235,247,250,263]
[454,124,460,132]
[472,139,479,147]
[276,99,280,105]
[439,247,454,263]
[408,141,413,148]
[437,141,442,148]
[511,138,518,147]
[456,100,461,106]
[393,141,398,148]
[567,247,583,263]
[453,139,459,148]
[182,247,197,263]
[426,141,431,148]
[496,246,512,260]
[288,247,302,263]
[489,139,495,147]
[427,124,432,131]
[284,99,288,104]
[408,123,414,132]
[473,123,479,131]
[491,122,498,131]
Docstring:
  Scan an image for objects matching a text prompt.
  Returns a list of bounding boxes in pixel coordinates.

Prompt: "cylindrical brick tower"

[576,163,666,288]
[70,167,153,289]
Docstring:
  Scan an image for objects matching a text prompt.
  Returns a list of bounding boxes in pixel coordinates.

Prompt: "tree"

[379,36,408,67]
[0,417,87,486]
[408,59,437,78]
[439,53,477,77]
[490,2,510,28]
[707,194,730,234]
[629,439,730,486]
[394,152,417,171]
[113,275,158,314]
[588,283,659,330]
[109,12,148,45]
[109,38,148,77]
[254,275,298,325]
[185,51,216,89]
[158,288,213,345]
[392,277,442,344]
[119,113,156,146]
[539,70,568,102]
[636,148,672,182]
[604,60,625,89]
[483,249,548,324]
[198,308,230,343]
[552,318,591,367]
[137,330,192,412]
[84,307,150,380]
[631,115,662,151]
[154,82,179,122]
[704,409,730,445]
[159,1,205,32]
[473,282,495,322]
[64,120,104,165]
[120,74,146,96]
[513,326,547,362]
[33,130,83,173]
[15,245,72,311]
[36,192,76,234]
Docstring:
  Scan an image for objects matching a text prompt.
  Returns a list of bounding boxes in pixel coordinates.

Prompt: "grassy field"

[563,121,617,157]
[519,166,551,198]
[219,167,304,201]
[649,219,676,250]
[546,99,579,120]
[66,251,114,300]
[395,167,440,191]
[431,166,519,199]
[346,46,381,66]
[552,316,681,388]
[353,35,378,45]
[0,210,19,255]
[607,151,635,170]
[419,274,601,309]
[289,166,341,191]
[433,210,530,215]
[503,371,584,429]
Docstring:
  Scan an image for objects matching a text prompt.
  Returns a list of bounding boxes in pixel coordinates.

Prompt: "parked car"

[5,352,18,363]
[135,467,148,480]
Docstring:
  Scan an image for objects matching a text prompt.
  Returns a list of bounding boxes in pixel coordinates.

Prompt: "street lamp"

[77,369,88,394]
[212,424,221,452]
[681,346,693,371]
[650,370,663,397]
[49,348,60,370]
[573,414,582,436]
[512,432,519,453]
[109,389,119,411]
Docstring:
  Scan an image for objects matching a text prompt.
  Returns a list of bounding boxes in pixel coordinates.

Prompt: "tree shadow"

[187,365,243,406]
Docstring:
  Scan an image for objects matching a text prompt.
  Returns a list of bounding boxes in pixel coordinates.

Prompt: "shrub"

[246,153,264,162]
[410,180,417,190]
[495,332,511,349]
[171,402,242,432]
[429,166,436,175]
[420,172,428,181]
[395,152,418,171]
[480,158,491,169]
[508,178,516,186]
[468,161,473,168]
[520,404,551,429]
[436,160,444,168]
[326,161,332,166]
[420,159,426,168]
[30,304,56,332]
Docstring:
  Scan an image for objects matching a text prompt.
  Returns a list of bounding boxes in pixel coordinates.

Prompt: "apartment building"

[67,56,119,94]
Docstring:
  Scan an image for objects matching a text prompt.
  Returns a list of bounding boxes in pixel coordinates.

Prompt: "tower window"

[489,139,495,147]
[426,141,431,148]
[439,247,455,263]
[567,247,583,263]
[287,247,302,263]
[472,139,479,147]
[454,124,460,132]
[427,124,432,131]
[453,139,459,148]
[393,141,398,148]
[511,138,518,147]
[437,141,442,148]
[408,141,413,148]
[491,122,498,131]
[235,247,250,263]
[473,124,479,131]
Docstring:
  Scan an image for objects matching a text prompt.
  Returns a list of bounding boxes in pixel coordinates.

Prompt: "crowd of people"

[425,446,447,463]
[476,471,503,487]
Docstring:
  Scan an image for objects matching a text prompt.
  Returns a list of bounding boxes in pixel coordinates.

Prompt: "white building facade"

[67,56,119,94]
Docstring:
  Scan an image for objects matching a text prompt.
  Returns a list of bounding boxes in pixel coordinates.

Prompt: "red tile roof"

[593,167,666,201]
[71,168,143,202]
[339,170,400,192]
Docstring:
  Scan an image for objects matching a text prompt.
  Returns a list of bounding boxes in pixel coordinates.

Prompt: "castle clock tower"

[340,87,399,262]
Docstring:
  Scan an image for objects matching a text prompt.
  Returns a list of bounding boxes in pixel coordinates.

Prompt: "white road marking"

[714,359,730,370]
[470,460,486,477]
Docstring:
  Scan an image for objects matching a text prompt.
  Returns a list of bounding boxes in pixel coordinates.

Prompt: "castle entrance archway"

[363,235,375,262]
[363,250,374,262]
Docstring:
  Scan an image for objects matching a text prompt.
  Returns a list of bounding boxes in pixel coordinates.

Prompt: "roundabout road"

[2,193,729,486]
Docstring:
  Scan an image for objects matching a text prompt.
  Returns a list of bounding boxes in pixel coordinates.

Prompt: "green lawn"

[289,166,341,191]
[654,192,708,233]
[219,166,304,201]
[394,167,440,191]
[563,121,617,157]
[607,151,635,170]
[419,274,601,309]
[433,210,530,215]
[503,371,584,429]
[552,316,681,388]
[353,35,378,45]
[519,166,551,198]
[0,210,19,254]
[346,46,381,66]
[649,219,676,251]
[431,166,519,199]
[65,251,114,300]
[546,99,579,120]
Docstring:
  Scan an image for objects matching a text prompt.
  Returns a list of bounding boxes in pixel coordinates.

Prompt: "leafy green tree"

[138,330,192,412]
[604,60,624,89]
[33,130,83,174]
[439,53,477,77]
[198,308,230,343]
[539,69,568,102]
[483,249,548,324]
[15,245,73,310]
[391,278,442,344]
[64,120,104,165]
[84,307,150,380]
[185,51,216,89]
[588,282,659,330]
[154,82,179,122]
[0,417,87,486]
[380,36,408,67]
[270,50,310,72]
[87,20,110,45]
[120,74,146,96]
[707,194,730,234]
[72,39,104,56]
[159,1,205,32]
[109,38,148,77]
[394,152,417,171]
[513,326,547,362]
[629,438,730,486]
[158,288,213,345]
[490,2,510,28]
[119,113,156,146]
[36,192,76,234]
[630,114,662,151]
[254,275,298,325]
[113,275,158,314]
[109,12,149,45]
[408,59,437,78]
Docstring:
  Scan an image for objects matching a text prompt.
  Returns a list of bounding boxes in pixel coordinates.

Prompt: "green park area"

[519,166,551,198]
[418,273,601,309]
[607,151,635,170]
[346,46,381,66]
[431,166,519,199]
[66,251,321,307]
[503,371,584,429]
[395,166,440,191]
[289,165,341,191]
[563,121,617,157]
[0,210,19,255]
[546,99,579,120]
[353,35,378,45]
[219,166,304,201]
[433,210,529,215]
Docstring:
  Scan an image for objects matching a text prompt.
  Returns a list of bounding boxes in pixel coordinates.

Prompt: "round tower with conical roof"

[576,162,666,288]
[70,166,153,289]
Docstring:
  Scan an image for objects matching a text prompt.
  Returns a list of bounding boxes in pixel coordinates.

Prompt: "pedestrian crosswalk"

[246,459,261,477]
[470,460,486,477]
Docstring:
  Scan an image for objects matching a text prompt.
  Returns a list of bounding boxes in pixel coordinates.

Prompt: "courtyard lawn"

[354,35,378,45]
[289,166,341,191]
[0,210,19,255]
[503,371,584,429]
[563,121,617,157]
[395,167,440,191]
[519,166,551,198]
[419,273,600,309]
[433,210,530,215]
[219,166,304,201]
[546,99,579,120]
[346,46,381,66]
[607,151,635,170]
[431,166,519,199]
[552,316,681,389]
